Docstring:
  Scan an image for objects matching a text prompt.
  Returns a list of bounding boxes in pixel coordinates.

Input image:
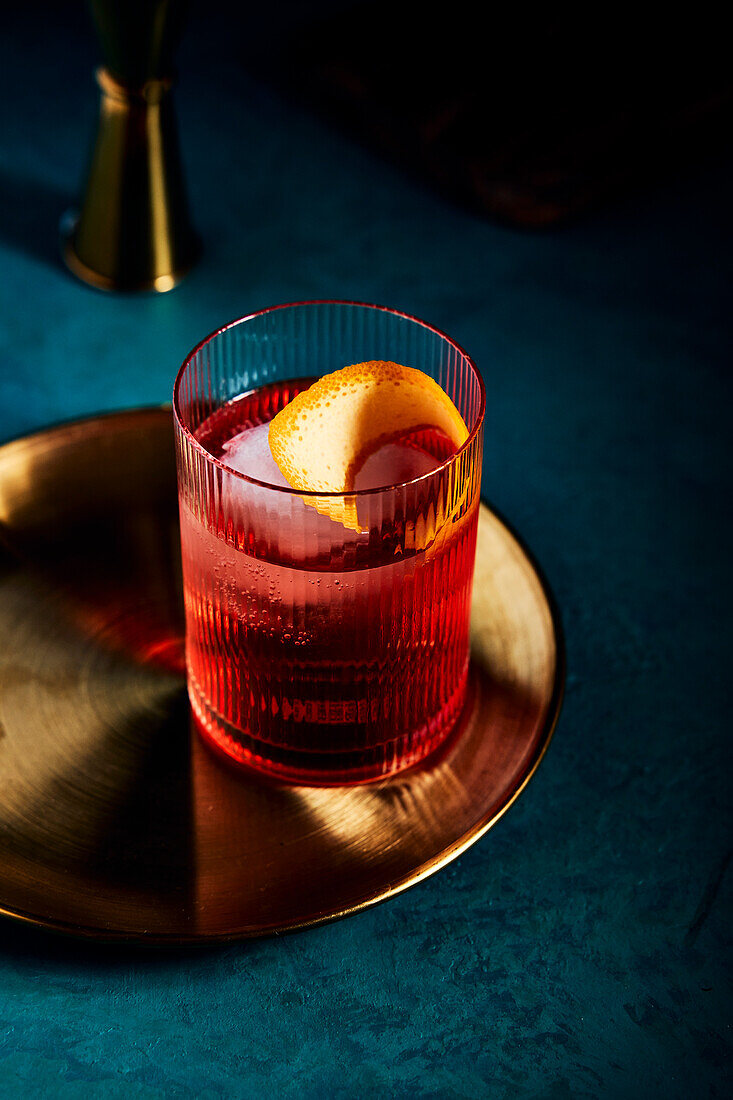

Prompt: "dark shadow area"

[0,170,74,269]
[236,2,733,227]
[0,913,230,965]
[83,687,193,891]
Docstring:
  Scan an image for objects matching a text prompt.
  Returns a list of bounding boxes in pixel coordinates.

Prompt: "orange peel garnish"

[268,361,469,534]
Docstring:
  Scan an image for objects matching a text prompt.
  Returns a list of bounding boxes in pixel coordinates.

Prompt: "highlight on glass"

[174,301,485,784]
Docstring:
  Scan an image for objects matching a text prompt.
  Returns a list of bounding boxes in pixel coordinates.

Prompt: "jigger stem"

[62,66,200,293]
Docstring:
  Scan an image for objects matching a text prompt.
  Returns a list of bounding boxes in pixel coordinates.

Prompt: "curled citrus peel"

[268,361,469,537]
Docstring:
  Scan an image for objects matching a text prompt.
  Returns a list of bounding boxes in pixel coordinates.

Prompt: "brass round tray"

[0,409,563,943]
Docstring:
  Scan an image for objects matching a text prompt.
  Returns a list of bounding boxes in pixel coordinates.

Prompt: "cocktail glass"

[174,301,485,784]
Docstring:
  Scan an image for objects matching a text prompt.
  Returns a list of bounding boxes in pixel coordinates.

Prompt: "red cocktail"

[174,303,484,784]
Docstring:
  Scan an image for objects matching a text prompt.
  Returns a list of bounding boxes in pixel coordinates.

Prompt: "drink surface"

[178,378,479,783]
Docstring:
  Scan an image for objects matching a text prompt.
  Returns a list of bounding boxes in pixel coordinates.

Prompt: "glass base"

[189,671,469,786]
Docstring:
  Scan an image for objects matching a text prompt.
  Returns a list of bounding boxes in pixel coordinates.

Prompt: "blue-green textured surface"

[1,5,731,1097]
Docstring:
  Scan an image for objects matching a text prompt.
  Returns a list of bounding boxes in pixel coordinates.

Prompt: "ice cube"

[221,423,289,488]
[220,424,346,550]
[353,442,439,490]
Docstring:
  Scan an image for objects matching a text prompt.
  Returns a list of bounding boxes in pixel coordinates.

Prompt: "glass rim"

[173,299,486,499]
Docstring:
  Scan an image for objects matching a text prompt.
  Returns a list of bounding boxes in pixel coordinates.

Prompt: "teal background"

[1,4,731,1096]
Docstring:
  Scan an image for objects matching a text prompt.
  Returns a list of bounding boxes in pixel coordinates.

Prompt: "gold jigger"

[62,0,200,293]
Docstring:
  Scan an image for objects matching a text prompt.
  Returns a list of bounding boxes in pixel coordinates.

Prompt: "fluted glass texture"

[174,302,485,783]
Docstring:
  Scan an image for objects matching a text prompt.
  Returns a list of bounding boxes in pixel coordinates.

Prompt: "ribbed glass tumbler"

[174,301,485,784]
